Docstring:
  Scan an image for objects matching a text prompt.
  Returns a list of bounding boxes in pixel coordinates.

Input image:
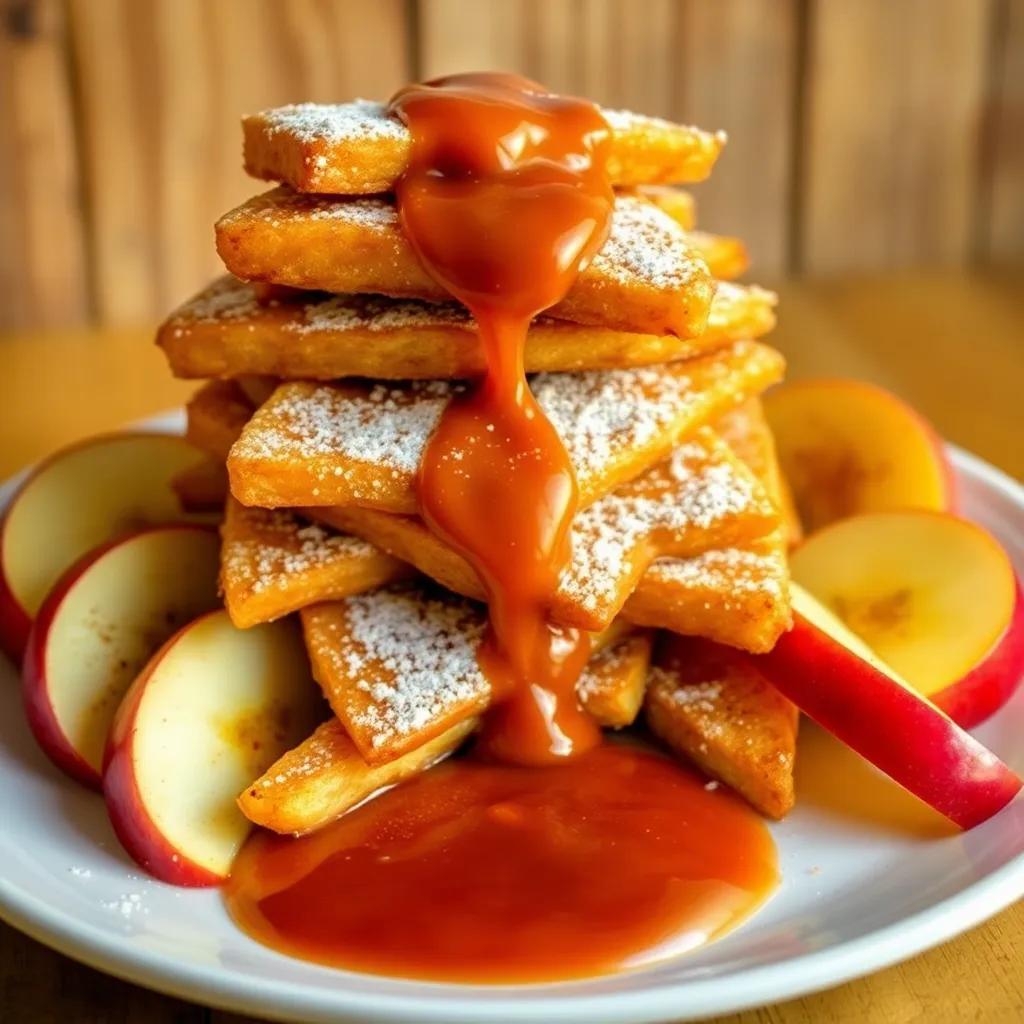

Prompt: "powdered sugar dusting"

[177,275,262,322]
[645,546,786,599]
[249,100,713,152]
[557,436,763,614]
[707,282,777,331]
[534,362,703,485]
[248,100,406,145]
[306,587,489,749]
[255,721,347,790]
[588,195,705,290]
[288,293,472,334]
[232,354,724,486]
[218,187,397,230]
[219,191,701,293]
[232,379,457,476]
[576,637,635,702]
[222,503,378,596]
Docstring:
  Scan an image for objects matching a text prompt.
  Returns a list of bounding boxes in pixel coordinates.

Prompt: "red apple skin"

[1,432,208,663]
[22,603,100,790]
[21,524,219,791]
[0,519,31,662]
[102,616,224,888]
[932,582,1024,729]
[759,611,1022,830]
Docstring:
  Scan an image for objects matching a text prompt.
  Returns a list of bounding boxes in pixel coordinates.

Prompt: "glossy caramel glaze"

[389,73,614,764]
[225,743,778,982]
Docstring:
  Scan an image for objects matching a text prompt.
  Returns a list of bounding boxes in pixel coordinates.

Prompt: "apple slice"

[757,584,1021,829]
[22,525,221,787]
[791,512,1024,728]
[103,610,323,886]
[1,433,213,661]
[763,378,954,532]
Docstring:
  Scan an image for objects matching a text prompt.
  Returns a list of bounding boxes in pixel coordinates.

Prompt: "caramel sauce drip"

[225,744,778,983]
[388,72,614,765]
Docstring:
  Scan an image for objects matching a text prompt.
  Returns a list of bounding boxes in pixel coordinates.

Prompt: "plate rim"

[0,434,1021,1024]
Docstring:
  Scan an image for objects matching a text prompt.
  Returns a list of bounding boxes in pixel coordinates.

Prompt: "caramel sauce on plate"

[225,744,777,983]
[389,73,614,764]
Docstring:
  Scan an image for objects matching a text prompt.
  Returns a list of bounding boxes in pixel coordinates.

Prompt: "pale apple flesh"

[764,378,954,533]
[103,611,324,886]
[934,585,1024,727]
[791,512,1024,728]
[757,586,1021,830]
[0,433,215,661]
[22,525,221,788]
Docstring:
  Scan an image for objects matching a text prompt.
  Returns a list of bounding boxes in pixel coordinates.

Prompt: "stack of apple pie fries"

[157,99,806,850]
[8,96,1018,891]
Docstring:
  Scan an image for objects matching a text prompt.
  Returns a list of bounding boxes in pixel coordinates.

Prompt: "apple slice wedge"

[103,610,323,886]
[791,512,1024,728]
[1,433,214,661]
[22,525,221,787]
[763,378,954,532]
[757,584,1021,829]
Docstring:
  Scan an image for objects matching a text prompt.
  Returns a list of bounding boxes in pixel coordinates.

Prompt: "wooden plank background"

[0,0,1022,331]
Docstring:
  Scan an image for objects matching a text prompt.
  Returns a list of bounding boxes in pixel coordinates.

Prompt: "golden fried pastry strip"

[683,231,749,282]
[242,100,725,194]
[623,539,790,653]
[300,584,644,765]
[620,399,795,653]
[645,635,798,819]
[216,192,713,337]
[158,277,776,381]
[316,430,779,632]
[715,398,802,546]
[219,498,408,628]
[185,380,252,459]
[238,624,651,835]
[186,377,791,650]
[632,185,696,230]
[577,631,652,728]
[170,457,228,512]
[227,341,785,513]
[239,717,476,835]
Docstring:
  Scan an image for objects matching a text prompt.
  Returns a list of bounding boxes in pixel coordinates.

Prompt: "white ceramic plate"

[0,415,1022,1024]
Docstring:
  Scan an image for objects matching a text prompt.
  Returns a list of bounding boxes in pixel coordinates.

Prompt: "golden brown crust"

[219,498,408,628]
[157,277,776,382]
[238,717,476,835]
[645,636,798,819]
[225,341,785,513]
[184,379,252,460]
[215,192,714,338]
[170,457,228,512]
[242,101,725,194]
[577,631,652,728]
[312,431,780,633]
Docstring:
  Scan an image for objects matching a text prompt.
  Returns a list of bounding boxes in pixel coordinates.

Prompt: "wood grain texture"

[980,0,1024,262]
[799,0,992,273]
[66,0,411,326]
[418,0,798,275]
[0,0,89,330]
[0,920,201,1023]
[1,271,1022,1020]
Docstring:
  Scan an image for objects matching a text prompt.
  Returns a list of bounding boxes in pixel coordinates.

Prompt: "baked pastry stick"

[242,100,726,194]
[225,340,785,513]
[158,278,776,381]
[216,193,714,337]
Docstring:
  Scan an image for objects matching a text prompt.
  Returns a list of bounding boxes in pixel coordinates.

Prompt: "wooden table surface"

[0,270,1022,1022]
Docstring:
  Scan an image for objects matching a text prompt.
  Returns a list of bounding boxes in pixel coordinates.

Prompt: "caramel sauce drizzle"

[389,72,614,764]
